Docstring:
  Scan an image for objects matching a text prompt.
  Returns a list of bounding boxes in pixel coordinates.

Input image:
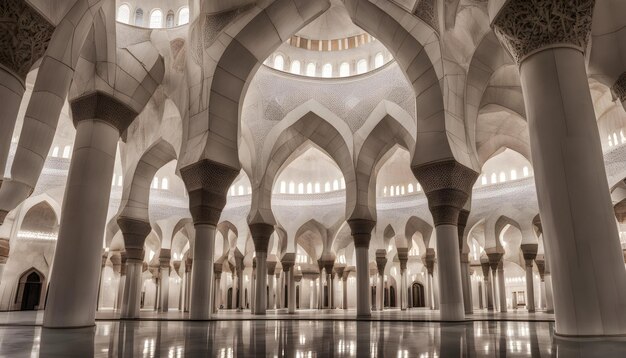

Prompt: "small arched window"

[609,135,614,147]
[523,166,530,177]
[306,182,313,194]
[161,177,169,190]
[166,11,175,28]
[298,183,304,194]
[407,184,414,193]
[280,181,287,194]
[339,62,350,77]
[306,63,316,77]
[274,55,284,71]
[614,133,619,146]
[510,169,517,180]
[390,186,395,196]
[340,178,345,189]
[150,9,163,28]
[177,6,190,25]
[481,175,487,185]
[383,186,387,196]
[322,63,332,78]
[324,182,331,192]
[230,187,235,196]
[356,59,367,74]
[62,145,71,159]
[499,172,506,182]
[374,52,384,68]
[152,177,159,189]
[135,8,144,26]
[490,173,497,184]
[289,182,295,194]
[290,60,301,74]
[332,180,339,191]
[238,186,244,196]
[51,146,59,157]
[118,4,131,24]
[314,182,321,193]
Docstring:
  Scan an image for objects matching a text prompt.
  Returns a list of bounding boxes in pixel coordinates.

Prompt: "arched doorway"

[411,282,425,307]
[227,287,233,309]
[296,286,300,309]
[16,269,43,310]
[390,286,396,308]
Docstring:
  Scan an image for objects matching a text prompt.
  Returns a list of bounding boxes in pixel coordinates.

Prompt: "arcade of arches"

[1,0,626,356]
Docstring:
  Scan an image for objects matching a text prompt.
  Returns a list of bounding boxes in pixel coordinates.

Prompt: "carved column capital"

[612,72,626,108]
[281,253,296,272]
[457,209,470,251]
[520,243,538,262]
[397,248,409,271]
[0,0,54,82]
[375,250,387,276]
[412,160,478,226]
[249,222,274,254]
[480,260,490,279]
[0,238,10,264]
[423,248,436,275]
[267,260,277,276]
[70,91,139,134]
[486,249,503,271]
[117,217,151,261]
[347,218,376,248]
[492,0,595,65]
[535,259,546,280]
[180,159,240,226]
[335,265,346,279]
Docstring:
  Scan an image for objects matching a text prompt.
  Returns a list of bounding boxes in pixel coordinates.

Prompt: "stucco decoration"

[414,0,439,33]
[203,5,255,50]
[0,0,55,81]
[492,0,595,64]
[70,91,139,134]
[611,72,626,103]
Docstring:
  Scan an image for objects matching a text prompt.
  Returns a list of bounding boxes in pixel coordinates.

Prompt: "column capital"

[423,248,436,275]
[412,160,478,226]
[159,249,171,268]
[249,222,274,253]
[486,249,504,271]
[180,159,240,226]
[101,250,108,268]
[0,238,10,264]
[172,260,181,274]
[611,72,626,107]
[117,217,151,261]
[480,259,490,279]
[70,91,139,134]
[375,250,387,276]
[397,247,409,271]
[335,264,346,279]
[491,0,595,65]
[520,243,538,261]
[347,218,376,248]
[267,260,277,276]
[110,252,122,273]
[185,258,193,273]
[535,258,546,280]
[281,253,296,272]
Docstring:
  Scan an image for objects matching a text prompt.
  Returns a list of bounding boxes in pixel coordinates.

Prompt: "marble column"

[267,261,277,310]
[276,271,282,309]
[44,93,138,328]
[544,256,555,314]
[172,261,182,311]
[375,250,387,311]
[117,218,151,319]
[158,249,171,313]
[281,254,296,314]
[0,238,9,286]
[110,252,123,311]
[184,258,192,312]
[317,263,325,309]
[423,249,436,310]
[96,250,108,311]
[329,272,335,309]
[0,67,25,180]
[180,160,239,320]
[397,248,408,311]
[486,250,504,312]
[497,261,507,313]
[342,272,349,309]
[413,161,478,321]
[251,259,256,314]
[213,264,222,313]
[458,209,473,314]
[481,259,493,311]
[348,218,376,317]
[234,252,244,310]
[250,223,273,315]
[324,261,334,308]
[521,244,538,313]
[493,0,626,336]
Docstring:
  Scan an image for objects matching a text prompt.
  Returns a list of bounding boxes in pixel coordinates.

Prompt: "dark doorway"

[411,282,425,307]
[371,286,376,308]
[384,287,389,307]
[296,286,300,309]
[323,285,329,308]
[17,271,42,310]
[284,285,288,307]
[227,287,233,309]
[390,286,396,308]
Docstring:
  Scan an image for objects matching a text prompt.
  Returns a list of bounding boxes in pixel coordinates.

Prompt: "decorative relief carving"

[0,0,54,80]
[117,217,151,261]
[414,0,439,33]
[412,160,478,226]
[70,91,139,134]
[347,218,376,248]
[492,0,595,64]
[0,238,9,264]
[612,72,626,103]
[249,222,274,253]
[203,4,255,49]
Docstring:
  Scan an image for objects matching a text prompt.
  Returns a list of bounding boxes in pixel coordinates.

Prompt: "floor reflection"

[0,320,625,357]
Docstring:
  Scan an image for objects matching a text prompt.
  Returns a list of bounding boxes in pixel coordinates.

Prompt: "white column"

[116,267,126,311]
[355,246,370,317]
[231,273,238,310]
[400,270,407,310]
[277,273,283,309]
[342,277,348,309]
[426,274,433,309]
[434,225,464,320]
[525,261,535,313]
[43,120,118,328]
[267,273,274,310]
[121,260,142,318]
[460,258,473,314]
[497,264,507,313]
[376,274,384,311]
[189,225,215,319]
[213,274,221,313]
[545,274,554,314]
[159,267,170,313]
[318,268,324,309]
[0,68,24,179]
[287,268,295,314]
[255,252,267,315]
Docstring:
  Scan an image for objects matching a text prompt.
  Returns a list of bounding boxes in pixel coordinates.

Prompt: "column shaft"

[255,252,267,315]
[0,68,24,179]
[497,266,507,313]
[461,260,473,314]
[525,263,535,312]
[43,120,118,328]
[159,267,170,313]
[267,274,274,309]
[435,225,464,320]
[287,268,295,314]
[342,278,348,309]
[355,246,370,317]
[377,274,384,311]
[400,271,407,310]
[189,224,215,319]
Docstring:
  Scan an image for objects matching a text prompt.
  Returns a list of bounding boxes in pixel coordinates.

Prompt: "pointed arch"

[404,216,433,250]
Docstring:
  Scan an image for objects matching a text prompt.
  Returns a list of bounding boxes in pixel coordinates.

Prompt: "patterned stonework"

[492,0,595,64]
[0,238,9,264]
[0,0,54,81]
[70,91,139,134]
[180,159,240,225]
[414,0,439,33]
[612,72,626,103]
[117,217,151,261]
[347,218,376,248]
[412,160,479,226]
[457,209,470,250]
[249,222,274,253]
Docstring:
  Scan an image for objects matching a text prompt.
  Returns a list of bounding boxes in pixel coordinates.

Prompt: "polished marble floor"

[0,312,625,357]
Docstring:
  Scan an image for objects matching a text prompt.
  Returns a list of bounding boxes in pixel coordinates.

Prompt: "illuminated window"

[152,177,159,189]
[609,135,614,147]
[274,55,284,71]
[374,52,384,68]
[340,178,345,189]
[417,184,421,192]
[356,59,367,74]
[161,177,169,190]
[481,175,487,185]
[523,166,529,177]
[62,145,71,158]
[339,62,350,77]
[407,184,414,193]
[306,182,313,194]
[289,181,295,194]
[614,133,619,146]
[510,170,517,180]
[383,186,388,196]
[499,172,506,182]
[177,6,189,25]
[117,4,131,23]
[490,173,497,184]
[306,63,316,76]
[390,186,395,196]
[333,180,339,191]
[149,9,163,28]
[322,63,332,78]
[290,60,301,75]
[230,186,235,196]
[51,146,59,157]
[280,181,286,194]
[298,183,304,194]
[314,182,321,193]
[324,182,331,192]
[238,186,244,195]
[117,175,123,186]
